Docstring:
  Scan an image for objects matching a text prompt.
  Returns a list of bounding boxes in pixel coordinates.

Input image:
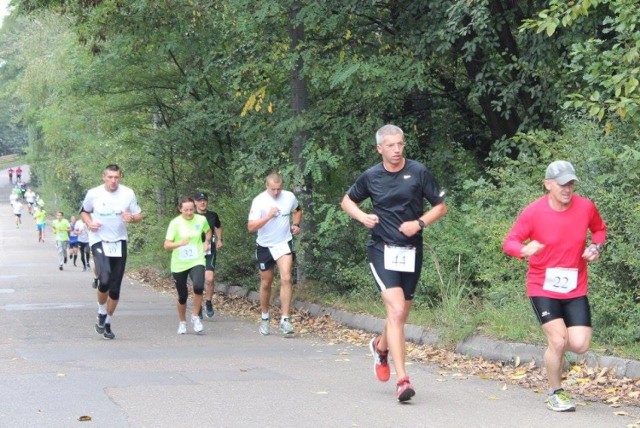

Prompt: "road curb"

[214,282,640,379]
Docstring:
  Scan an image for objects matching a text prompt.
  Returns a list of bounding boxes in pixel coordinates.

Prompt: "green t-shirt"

[165,214,210,273]
[51,218,71,241]
[34,210,47,225]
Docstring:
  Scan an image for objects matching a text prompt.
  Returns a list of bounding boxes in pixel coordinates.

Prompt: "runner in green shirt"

[51,211,71,270]
[164,196,211,335]
[34,207,47,242]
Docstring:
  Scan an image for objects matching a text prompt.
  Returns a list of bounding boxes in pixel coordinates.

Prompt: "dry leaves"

[130,268,640,411]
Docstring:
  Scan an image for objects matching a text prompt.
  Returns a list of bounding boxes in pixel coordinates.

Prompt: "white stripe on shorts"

[369,262,387,292]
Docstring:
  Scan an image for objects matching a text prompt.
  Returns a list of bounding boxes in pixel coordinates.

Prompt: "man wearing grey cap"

[503,160,606,412]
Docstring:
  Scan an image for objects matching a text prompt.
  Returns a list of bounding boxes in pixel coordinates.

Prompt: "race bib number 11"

[384,245,416,273]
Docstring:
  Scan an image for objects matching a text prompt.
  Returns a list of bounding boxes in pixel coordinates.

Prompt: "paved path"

[0,166,636,427]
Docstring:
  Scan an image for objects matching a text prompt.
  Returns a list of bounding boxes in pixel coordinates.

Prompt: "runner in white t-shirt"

[12,200,23,228]
[80,164,143,340]
[247,173,302,337]
[74,218,91,272]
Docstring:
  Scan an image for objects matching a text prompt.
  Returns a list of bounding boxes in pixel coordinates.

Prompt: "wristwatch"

[417,219,425,229]
[595,243,604,253]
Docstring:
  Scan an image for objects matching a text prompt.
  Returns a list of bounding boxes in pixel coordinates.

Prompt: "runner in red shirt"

[503,160,606,412]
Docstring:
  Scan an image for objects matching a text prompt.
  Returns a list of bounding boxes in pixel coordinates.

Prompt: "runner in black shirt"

[194,192,223,319]
[341,124,447,402]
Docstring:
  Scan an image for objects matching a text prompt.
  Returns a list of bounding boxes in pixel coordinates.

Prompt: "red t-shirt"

[503,194,606,298]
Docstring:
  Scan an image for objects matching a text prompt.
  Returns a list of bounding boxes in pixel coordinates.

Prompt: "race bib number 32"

[178,244,198,260]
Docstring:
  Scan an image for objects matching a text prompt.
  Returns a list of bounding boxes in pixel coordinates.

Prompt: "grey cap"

[545,160,578,185]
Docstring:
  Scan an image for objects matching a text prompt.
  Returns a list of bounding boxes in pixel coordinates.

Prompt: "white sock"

[98,304,107,315]
[281,315,289,322]
[261,312,270,320]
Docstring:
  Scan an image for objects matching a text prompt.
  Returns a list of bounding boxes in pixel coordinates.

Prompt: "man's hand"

[521,240,544,258]
[360,213,379,229]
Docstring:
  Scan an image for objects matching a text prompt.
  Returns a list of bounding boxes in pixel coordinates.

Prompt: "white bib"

[102,241,123,258]
[543,267,578,294]
[384,245,416,273]
[178,244,198,261]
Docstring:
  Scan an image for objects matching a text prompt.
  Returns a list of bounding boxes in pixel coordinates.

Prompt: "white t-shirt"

[74,219,90,243]
[248,190,298,247]
[12,201,23,215]
[25,190,36,203]
[81,183,141,246]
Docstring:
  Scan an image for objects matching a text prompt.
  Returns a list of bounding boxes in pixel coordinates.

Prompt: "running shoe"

[546,389,576,412]
[191,315,203,333]
[59,265,63,271]
[103,323,115,340]
[396,376,415,402]
[95,313,107,334]
[177,322,187,335]
[259,317,270,336]
[369,336,391,382]
[205,300,215,318]
[279,318,295,336]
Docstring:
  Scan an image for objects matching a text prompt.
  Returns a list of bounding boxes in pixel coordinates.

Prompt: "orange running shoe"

[369,335,390,382]
[396,376,415,402]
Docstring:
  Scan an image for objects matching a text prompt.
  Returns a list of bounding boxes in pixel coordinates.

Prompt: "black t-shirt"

[199,210,221,242]
[346,159,445,246]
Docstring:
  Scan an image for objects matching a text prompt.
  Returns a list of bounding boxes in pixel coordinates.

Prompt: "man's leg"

[378,288,412,380]
[275,254,294,316]
[541,318,571,390]
[56,241,64,268]
[204,270,214,301]
[259,269,275,314]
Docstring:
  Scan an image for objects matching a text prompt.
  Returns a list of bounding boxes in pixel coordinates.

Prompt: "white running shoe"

[177,322,187,335]
[191,316,203,333]
[259,318,270,336]
[279,318,295,336]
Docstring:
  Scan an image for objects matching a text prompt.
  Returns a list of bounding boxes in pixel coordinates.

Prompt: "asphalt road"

[0,166,636,427]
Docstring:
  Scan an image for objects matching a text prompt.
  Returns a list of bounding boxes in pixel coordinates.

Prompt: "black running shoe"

[95,314,107,334]
[205,300,214,318]
[103,323,115,340]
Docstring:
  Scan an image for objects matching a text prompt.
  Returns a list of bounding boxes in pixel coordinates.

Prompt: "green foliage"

[522,0,640,123]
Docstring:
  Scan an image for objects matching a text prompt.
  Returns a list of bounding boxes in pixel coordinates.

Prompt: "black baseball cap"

[194,192,208,200]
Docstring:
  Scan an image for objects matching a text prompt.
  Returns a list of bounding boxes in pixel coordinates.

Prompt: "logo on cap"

[194,192,208,200]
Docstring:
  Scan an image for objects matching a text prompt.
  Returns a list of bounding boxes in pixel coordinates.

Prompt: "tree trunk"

[289,1,313,283]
